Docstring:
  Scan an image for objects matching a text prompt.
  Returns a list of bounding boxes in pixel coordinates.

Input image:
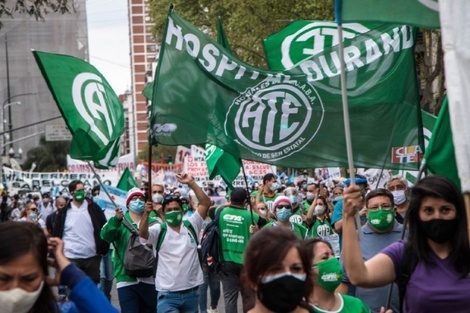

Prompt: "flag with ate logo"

[150,12,421,170]
[33,51,124,169]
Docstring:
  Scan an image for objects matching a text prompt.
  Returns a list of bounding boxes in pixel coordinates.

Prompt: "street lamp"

[1,101,21,156]
[8,147,22,160]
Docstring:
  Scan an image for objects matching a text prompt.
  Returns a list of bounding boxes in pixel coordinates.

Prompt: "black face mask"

[419,219,458,244]
[258,274,306,313]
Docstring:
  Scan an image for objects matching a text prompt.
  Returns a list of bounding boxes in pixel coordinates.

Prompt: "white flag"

[439,0,470,192]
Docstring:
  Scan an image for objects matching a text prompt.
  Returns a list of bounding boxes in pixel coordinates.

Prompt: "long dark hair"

[241,227,313,306]
[0,222,59,313]
[405,175,470,276]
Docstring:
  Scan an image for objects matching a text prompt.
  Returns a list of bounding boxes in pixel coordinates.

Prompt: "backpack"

[120,217,156,278]
[199,207,223,272]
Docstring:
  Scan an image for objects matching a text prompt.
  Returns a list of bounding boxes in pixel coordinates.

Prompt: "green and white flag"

[116,167,139,191]
[339,0,440,29]
[33,51,124,169]
[204,18,242,189]
[150,12,421,170]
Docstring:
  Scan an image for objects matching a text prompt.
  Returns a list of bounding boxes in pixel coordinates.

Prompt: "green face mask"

[73,190,86,203]
[182,203,189,213]
[368,208,395,231]
[165,210,183,226]
[312,257,343,292]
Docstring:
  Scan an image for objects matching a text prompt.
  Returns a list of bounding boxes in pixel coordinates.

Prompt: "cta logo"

[152,123,177,137]
[72,73,116,146]
[225,77,324,161]
[391,145,423,164]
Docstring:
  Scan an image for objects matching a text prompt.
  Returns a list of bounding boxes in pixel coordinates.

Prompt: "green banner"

[340,0,440,29]
[34,51,124,169]
[264,21,379,71]
[151,12,421,170]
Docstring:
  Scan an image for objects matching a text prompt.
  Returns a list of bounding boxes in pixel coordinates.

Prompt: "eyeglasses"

[131,196,146,202]
[367,204,393,211]
[29,207,38,211]
[276,205,292,210]
[163,195,182,205]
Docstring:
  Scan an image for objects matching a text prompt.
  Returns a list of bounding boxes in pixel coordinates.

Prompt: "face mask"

[258,272,306,312]
[419,219,457,244]
[0,281,44,313]
[42,199,50,205]
[313,257,343,292]
[259,209,267,217]
[391,190,407,205]
[29,213,38,221]
[368,208,395,231]
[129,199,145,214]
[152,193,164,204]
[93,196,99,203]
[73,190,86,203]
[314,205,325,215]
[165,210,183,226]
[276,208,292,222]
[182,203,189,213]
[270,182,279,192]
[302,184,308,190]
[306,192,315,201]
[289,195,298,204]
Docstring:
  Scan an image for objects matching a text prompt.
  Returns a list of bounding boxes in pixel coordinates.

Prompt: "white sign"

[175,146,191,164]
[67,153,135,173]
[45,124,72,141]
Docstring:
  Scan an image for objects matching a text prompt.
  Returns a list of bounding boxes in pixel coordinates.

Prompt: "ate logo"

[72,72,115,146]
[225,77,324,161]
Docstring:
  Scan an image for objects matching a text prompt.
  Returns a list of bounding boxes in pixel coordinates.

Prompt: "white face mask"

[391,190,406,205]
[314,205,325,215]
[0,281,44,313]
[152,193,164,204]
[259,209,267,217]
[270,182,279,192]
[306,192,315,201]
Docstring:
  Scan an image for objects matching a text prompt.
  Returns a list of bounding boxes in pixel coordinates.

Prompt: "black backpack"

[120,217,156,278]
[199,207,223,272]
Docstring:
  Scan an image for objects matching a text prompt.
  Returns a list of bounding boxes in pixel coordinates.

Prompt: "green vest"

[218,206,259,264]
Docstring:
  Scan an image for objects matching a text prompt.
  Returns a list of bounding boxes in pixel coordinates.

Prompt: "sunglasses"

[276,205,292,210]
[163,195,182,205]
[30,207,38,211]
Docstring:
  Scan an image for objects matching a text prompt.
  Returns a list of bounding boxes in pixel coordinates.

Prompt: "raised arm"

[177,173,211,219]
[306,190,319,225]
[341,185,396,288]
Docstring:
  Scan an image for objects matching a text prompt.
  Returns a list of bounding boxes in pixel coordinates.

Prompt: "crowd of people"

[0,171,468,313]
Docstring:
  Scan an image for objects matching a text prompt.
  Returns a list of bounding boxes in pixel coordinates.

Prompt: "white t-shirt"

[62,201,96,259]
[145,211,204,292]
[18,217,46,229]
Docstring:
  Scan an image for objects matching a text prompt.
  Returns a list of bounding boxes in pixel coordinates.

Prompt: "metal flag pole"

[87,161,119,208]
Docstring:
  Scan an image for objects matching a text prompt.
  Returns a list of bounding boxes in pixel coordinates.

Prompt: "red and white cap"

[126,187,145,207]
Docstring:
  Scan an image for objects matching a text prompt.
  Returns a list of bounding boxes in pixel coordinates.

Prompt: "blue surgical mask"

[289,195,298,204]
[306,192,315,201]
[129,199,145,213]
[29,213,38,221]
[276,208,292,222]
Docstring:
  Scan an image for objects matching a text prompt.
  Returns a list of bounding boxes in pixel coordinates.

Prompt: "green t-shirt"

[308,217,334,238]
[310,294,370,313]
[218,206,259,264]
[302,199,313,214]
[264,221,308,239]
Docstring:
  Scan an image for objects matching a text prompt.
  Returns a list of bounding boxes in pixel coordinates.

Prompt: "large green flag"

[116,167,138,191]
[339,0,440,29]
[204,18,243,189]
[34,51,124,169]
[424,97,460,188]
[150,12,421,170]
[264,21,378,71]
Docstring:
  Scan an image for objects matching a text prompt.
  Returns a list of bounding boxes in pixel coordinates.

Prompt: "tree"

[149,0,334,67]
[0,0,72,29]
[22,136,70,172]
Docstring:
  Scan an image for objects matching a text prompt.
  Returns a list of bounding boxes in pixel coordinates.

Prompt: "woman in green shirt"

[264,196,308,239]
[305,238,391,313]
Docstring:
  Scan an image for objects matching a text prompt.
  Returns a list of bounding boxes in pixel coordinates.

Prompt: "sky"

[87,0,131,96]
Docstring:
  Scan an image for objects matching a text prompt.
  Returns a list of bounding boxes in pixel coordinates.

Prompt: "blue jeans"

[99,250,113,300]
[198,271,221,312]
[157,288,199,313]
[117,282,157,313]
